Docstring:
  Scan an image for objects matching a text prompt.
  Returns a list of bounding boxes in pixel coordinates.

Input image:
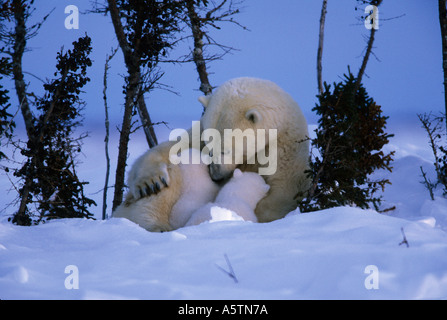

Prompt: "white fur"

[169,150,220,229]
[199,77,310,222]
[186,169,270,226]
[113,149,219,232]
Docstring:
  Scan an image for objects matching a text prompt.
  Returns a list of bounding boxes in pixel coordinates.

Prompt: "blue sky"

[7,0,445,141]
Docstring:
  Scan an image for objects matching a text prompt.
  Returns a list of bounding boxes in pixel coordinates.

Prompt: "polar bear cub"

[168,149,221,229]
[185,169,270,226]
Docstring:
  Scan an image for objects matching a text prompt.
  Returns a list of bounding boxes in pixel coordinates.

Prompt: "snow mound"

[209,206,245,223]
[1,207,447,300]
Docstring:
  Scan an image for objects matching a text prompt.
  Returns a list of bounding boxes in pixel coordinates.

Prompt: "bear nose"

[209,163,223,181]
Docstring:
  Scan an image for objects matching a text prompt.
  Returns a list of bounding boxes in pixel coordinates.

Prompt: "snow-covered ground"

[1,121,447,300]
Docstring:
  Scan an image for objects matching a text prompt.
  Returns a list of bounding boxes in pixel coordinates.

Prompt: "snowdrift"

[1,204,447,300]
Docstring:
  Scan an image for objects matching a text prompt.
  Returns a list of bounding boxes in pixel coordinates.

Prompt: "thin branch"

[440,0,447,131]
[22,71,45,83]
[205,0,229,19]
[184,0,247,96]
[186,0,213,95]
[317,0,328,95]
[355,27,375,89]
[102,47,118,220]
[399,227,409,248]
[307,136,333,202]
[355,0,383,92]
[420,166,435,201]
[418,113,443,179]
[216,254,238,283]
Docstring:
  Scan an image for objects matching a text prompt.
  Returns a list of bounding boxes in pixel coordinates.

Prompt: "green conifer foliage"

[0,57,14,160]
[300,71,394,212]
[12,36,96,224]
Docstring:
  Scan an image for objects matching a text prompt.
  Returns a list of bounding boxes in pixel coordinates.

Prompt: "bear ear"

[263,184,270,193]
[245,109,262,124]
[198,95,211,108]
[233,168,243,178]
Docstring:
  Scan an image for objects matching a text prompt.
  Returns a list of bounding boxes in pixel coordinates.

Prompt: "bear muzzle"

[209,163,235,182]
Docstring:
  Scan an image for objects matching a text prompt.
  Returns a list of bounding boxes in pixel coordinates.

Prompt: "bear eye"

[247,113,256,123]
[245,109,261,124]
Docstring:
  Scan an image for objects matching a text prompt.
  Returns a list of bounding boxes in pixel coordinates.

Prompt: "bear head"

[199,77,306,182]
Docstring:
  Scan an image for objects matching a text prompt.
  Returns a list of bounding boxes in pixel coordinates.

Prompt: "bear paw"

[130,162,170,200]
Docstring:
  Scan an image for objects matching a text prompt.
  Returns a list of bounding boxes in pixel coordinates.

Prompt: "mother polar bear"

[121,77,310,225]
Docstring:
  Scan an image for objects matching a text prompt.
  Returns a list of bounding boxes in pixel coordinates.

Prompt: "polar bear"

[124,77,310,223]
[185,169,270,226]
[113,149,220,232]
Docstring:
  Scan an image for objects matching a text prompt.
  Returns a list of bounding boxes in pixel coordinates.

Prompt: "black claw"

[145,183,152,196]
[160,176,168,187]
[154,181,161,193]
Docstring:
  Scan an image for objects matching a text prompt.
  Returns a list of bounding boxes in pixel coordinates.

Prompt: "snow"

[1,207,447,300]
[209,206,245,223]
[1,122,447,300]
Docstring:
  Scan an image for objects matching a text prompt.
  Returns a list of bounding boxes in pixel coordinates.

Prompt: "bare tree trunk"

[136,94,158,148]
[186,0,213,96]
[355,0,383,93]
[317,0,328,95]
[102,49,117,220]
[107,0,132,63]
[439,0,447,129]
[112,71,139,211]
[355,28,376,91]
[11,0,34,223]
[107,0,159,209]
[112,70,160,210]
[107,0,158,148]
[11,0,34,138]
